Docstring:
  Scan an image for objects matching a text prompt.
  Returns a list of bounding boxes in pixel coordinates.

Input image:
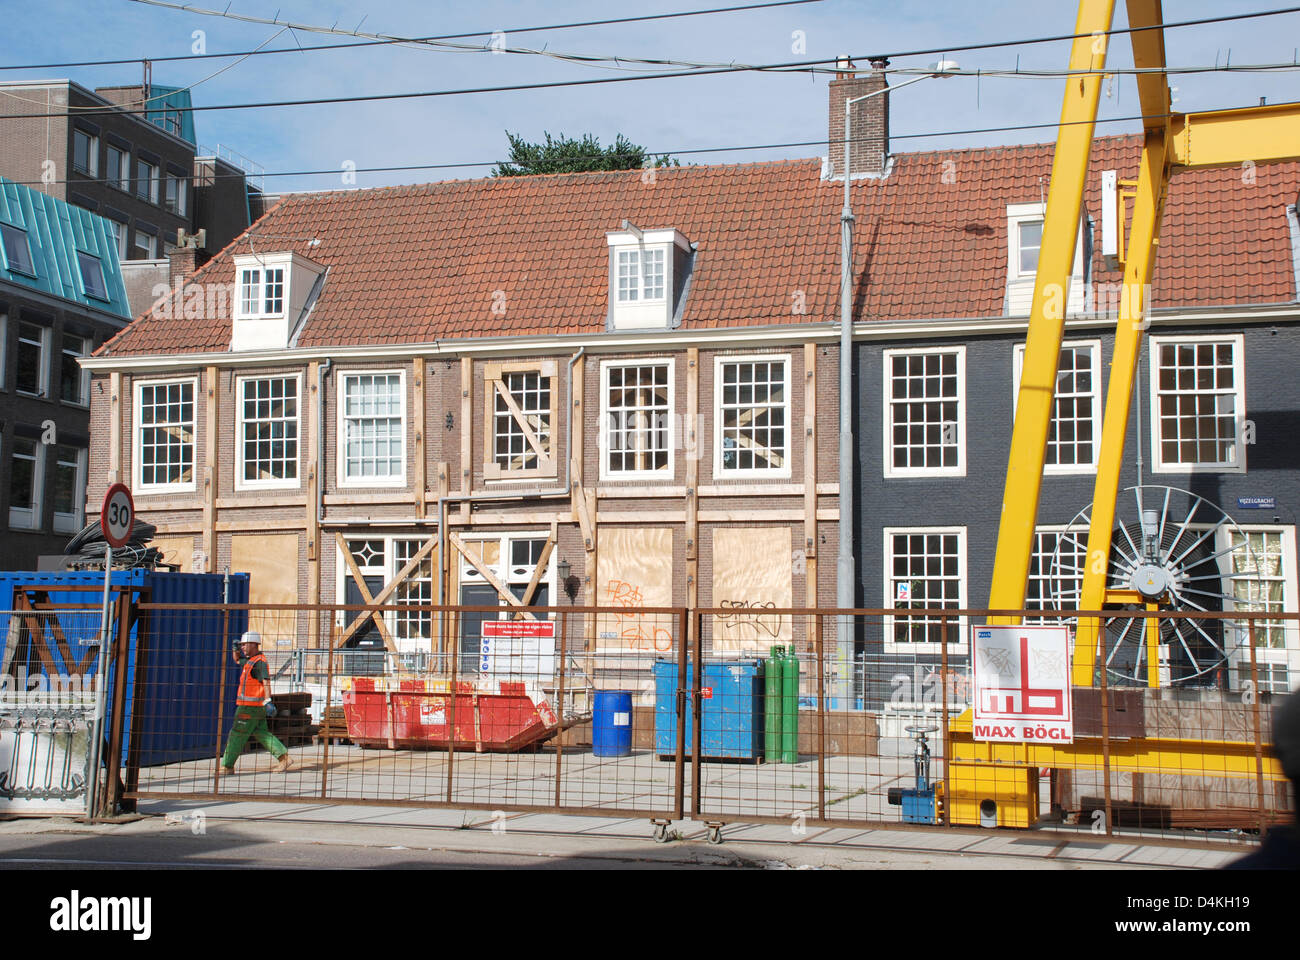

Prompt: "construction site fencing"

[105,602,1293,848]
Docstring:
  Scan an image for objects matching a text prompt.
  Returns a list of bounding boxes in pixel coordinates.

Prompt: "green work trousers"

[221,704,287,766]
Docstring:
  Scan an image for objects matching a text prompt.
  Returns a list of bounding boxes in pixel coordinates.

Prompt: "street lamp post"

[836,61,958,710]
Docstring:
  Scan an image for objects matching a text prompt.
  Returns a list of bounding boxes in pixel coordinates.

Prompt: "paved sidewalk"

[0,797,1243,869]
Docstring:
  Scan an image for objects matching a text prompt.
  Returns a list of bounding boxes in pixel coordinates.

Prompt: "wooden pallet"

[316,705,351,745]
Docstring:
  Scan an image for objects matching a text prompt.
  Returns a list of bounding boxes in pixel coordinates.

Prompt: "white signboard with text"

[480,620,556,681]
[972,624,1073,744]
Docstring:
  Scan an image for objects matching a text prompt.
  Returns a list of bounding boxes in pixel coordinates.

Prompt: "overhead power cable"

[9,105,1276,190]
[0,0,824,72]
[8,0,1292,78]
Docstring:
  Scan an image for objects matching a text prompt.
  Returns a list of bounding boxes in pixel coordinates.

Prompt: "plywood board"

[596,527,674,653]
[231,533,300,646]
[150,536,197,572]
[712,526,792,653]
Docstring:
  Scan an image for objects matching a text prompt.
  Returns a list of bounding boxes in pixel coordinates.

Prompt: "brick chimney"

[168,230,209,286]
[828,56,890,178]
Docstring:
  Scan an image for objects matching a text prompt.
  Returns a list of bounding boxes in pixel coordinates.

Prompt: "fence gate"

[0,588,129,817]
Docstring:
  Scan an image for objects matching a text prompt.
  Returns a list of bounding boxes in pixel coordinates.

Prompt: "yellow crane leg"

[987,0,1115,624]
[1073,132,1169,687]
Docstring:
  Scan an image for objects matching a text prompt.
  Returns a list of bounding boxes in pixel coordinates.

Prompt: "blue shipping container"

[653,659,764,760]
[0,571,249,768]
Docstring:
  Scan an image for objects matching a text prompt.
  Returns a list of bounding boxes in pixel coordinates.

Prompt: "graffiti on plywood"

[596,527,675,653]
[712,527,792,653]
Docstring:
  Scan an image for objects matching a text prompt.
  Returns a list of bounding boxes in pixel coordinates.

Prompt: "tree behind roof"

[492,131,679,176]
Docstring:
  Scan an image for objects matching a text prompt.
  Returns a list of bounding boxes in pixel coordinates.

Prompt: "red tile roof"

[101,137,1299,358]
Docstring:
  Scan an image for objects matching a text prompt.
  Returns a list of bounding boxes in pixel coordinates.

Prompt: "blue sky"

[2,0,1298,192]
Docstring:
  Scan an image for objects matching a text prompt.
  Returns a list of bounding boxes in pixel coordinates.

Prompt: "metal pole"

[836,96,855,713]
[85,544,113,820]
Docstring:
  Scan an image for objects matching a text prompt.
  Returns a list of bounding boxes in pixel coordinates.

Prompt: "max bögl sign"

[971,624,1073,743]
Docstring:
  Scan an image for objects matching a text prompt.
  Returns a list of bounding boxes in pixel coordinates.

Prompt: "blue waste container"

[593,690,633,757]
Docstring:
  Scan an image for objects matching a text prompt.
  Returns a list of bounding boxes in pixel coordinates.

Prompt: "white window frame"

[59,332,91,407]
[1023,525,1088,624]
[1012,340,1103,475]
[164,173,187,216]
[337,369,407,488]
[108,219,128,260]
[134,377,198,494]
[135,158,159,204]
[235,265,286,319]
[882,526,968,654]
[105,145,129,191]
[0,311,7,392]
[1149,334,1246,474]
[8,435,44,531]
[713,353,792,479]
[599,358,675,482]
[1219,525,1299,682]
[132,230,156,259]
[882,346,966,478]
[615,247,666,303]
[72,129,98,177]
[52,445,87,535]
[15,320,48,398]
[235,373,302,491]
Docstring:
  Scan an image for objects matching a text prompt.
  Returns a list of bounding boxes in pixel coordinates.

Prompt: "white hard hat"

[239,631,262,646]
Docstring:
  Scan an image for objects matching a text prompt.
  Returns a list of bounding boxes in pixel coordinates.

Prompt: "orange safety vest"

[236,653,269,707]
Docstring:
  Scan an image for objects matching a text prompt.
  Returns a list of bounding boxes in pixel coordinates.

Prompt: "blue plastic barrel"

[593,690,633,757]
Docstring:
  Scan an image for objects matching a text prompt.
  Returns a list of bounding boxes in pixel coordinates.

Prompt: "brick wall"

[827,59,890,178]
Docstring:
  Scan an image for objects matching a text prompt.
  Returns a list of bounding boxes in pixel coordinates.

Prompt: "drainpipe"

[317,359,332,525]
[837,108,856,712]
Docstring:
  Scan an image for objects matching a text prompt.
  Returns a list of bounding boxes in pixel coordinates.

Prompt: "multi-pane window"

[884,348,963,476]
[15,321,46,396]
[9,437,41,530]
[52,445,86,534]
[1013,341,1101,471]
[717,356,788,475]
[392,538,435,644]
[106,145,129,190]
[1024,527,1087,623]
[238,267,284,316]
[137,380,196,490]
[1,223,35,275]
[340,372,405,484]
[1151,337,1244,471]
[885,528,965,648]
[238,376,299,487]
[1018,220,1042,276]
[72,129,98,176]
[616,248,665,302]
[60,333,90,405]
[1227,530,1289,649]
[164,174,187,215]
[135,158,159,203]
[485,361,556,478]
[602,361,672,477]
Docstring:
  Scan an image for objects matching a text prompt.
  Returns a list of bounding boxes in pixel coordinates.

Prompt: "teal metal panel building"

[0,176,130,319]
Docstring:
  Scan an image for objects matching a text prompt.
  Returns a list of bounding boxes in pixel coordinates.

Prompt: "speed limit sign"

[101,482,135,548]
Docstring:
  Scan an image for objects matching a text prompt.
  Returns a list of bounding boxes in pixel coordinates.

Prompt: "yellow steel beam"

[1073,130,1169,686]
[1169,102,1300,169]
[1126,0,1170,132]
[987,0,1115,622]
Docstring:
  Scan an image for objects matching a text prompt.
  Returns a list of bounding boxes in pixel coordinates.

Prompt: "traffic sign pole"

[87,484,133,819]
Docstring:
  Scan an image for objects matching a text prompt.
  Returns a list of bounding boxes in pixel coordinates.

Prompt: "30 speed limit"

[101,482,135,549]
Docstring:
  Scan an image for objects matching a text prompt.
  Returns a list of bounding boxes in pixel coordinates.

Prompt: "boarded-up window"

[596,527,674,652]
[711,527,792,652]
[231,533,299,646]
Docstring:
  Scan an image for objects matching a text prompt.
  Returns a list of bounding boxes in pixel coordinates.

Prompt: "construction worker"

[220,631,292,774]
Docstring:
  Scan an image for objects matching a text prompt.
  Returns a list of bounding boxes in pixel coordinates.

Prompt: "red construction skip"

[341,676,560,753]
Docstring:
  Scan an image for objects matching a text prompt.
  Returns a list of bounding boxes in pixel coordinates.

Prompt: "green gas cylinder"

[781,647,799,764]
[765,645,783,763]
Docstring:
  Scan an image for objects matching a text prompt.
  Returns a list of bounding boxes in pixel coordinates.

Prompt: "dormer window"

[1,222,35,276]
[238,266,285,317]
[1016,220,1042,277]
[606,226,692,331]
[617,248,665,302]
[1005,203,1088,317]
[230,252,326,351]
